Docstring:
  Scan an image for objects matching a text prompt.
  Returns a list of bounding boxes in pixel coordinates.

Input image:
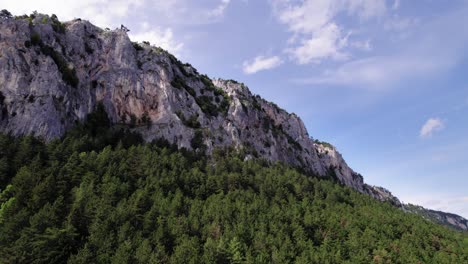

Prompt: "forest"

[0,107,467,263]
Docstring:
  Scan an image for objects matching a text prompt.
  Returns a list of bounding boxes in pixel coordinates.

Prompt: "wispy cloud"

[209,0,231,18]
[286,23,349,64]
[271,0,387,64]
[420,118,444,138]
[294,54,443,88]
[143,0,233,25]
[293,6,468,88]
[0,0,144,27]
[242,55,283,74]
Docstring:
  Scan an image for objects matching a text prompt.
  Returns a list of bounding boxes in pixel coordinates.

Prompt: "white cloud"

[129,28,184,56]
[287,23,349,64]
[0,0,144,28]
[209,0,231,18]
[275,0,335,35]
[242,55,283,74]
[345,0,387,19]
[272,0,387,64]
[420,118,444,138]
[293,6,468,88]
[145,0,233,25]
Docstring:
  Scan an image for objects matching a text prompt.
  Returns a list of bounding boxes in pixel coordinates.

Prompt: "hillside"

[0,117,467,263]
[0,10,466,236]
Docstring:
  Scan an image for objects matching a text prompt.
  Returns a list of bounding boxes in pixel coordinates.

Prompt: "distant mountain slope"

[404,204,468,231]
[0,11,466,230]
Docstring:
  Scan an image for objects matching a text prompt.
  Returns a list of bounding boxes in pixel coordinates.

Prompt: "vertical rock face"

[315,142,366,192]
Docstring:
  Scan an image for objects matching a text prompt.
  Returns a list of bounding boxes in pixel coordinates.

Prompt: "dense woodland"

[0,107,467,263]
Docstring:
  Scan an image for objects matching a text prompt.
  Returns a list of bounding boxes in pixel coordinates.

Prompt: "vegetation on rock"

[28,33,79,88]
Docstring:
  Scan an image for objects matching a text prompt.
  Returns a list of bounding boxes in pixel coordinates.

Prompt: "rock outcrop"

[0,12,466,230]
[403,204,468,231]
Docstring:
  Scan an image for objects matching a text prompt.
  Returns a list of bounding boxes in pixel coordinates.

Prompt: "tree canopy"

[0,108,467,263]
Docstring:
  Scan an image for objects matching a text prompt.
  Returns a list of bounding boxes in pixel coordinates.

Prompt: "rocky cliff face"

[0,13,352,188]
[0,12,466,230]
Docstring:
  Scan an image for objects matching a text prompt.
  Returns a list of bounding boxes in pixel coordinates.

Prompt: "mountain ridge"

[0,11,466,230]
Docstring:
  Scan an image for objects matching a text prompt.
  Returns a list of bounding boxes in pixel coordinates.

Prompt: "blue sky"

[2,0,468,218]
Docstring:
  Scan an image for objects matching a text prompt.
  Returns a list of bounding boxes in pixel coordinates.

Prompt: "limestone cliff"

[0,12,466,230]
[0,12,343,187]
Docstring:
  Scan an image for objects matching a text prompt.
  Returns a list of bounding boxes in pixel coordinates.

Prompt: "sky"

[1,0,467,218]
